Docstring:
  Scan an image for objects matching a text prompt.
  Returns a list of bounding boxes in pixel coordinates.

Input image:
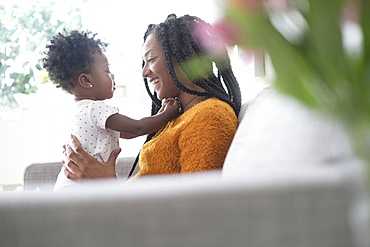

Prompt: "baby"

[43,30,179,190]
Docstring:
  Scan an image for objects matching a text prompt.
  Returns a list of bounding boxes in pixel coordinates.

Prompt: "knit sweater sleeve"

[178,101,238,172]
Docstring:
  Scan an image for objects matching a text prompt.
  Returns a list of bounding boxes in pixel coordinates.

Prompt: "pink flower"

[193,20,242,56]
[212,20,243,47]
[342,1,360,23]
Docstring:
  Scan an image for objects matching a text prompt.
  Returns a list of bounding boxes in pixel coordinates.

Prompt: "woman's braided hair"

[128,14,242,178]
[143,14,241,116]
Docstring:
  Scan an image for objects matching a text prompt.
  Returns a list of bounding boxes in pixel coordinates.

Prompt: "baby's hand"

[159,98,180,117]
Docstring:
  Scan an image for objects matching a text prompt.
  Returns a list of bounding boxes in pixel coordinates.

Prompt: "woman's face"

[141,33,180,100]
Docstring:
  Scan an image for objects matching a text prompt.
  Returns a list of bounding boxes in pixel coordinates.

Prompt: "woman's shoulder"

[186,98,237,122]
[195,98,235,114]
[177,98,238,135]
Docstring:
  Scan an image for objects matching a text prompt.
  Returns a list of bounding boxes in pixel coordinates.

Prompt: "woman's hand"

[63,135,121,180]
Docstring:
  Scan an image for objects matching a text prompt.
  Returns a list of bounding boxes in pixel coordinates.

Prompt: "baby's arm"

[106,98,179,138]
[120,132,136,139]
[158,97,179,113]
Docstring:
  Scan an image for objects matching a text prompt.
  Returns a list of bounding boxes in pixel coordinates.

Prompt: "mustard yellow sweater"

[133,98,238,178]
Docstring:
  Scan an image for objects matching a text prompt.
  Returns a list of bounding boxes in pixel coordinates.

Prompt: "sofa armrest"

[23,162,62,191]
[23,157,138,191]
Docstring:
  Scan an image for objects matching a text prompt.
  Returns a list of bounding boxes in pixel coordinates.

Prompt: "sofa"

[0,87,369,247]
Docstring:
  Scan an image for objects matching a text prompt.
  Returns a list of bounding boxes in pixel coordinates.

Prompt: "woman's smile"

[150,77,160,91]
[150,78,160,85]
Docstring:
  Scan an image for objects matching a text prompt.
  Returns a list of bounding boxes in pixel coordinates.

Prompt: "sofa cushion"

[223,87,357,176]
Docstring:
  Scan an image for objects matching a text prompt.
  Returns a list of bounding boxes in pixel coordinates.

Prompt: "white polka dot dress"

[72,100,120,162]
[54,100,120,191]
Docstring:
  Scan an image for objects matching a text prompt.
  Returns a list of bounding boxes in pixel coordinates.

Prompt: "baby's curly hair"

[43,30,108,92]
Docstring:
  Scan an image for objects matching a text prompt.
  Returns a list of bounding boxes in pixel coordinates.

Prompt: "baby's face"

[88,51,116,100]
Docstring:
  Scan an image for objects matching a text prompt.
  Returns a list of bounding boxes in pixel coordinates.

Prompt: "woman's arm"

[64,135,120,180]
[106,98,179,138]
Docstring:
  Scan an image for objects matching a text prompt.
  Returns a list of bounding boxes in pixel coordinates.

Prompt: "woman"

[64,14,242,181]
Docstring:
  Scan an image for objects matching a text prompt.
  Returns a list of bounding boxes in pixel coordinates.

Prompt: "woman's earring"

[89,84,93,88]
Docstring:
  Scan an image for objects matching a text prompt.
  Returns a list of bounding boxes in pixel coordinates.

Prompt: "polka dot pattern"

[71,100,120,162]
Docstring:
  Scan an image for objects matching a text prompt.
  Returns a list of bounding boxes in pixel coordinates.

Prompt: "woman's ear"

[78,73,93,88]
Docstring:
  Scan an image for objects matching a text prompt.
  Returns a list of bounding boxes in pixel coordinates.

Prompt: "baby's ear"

[78,73,93,88]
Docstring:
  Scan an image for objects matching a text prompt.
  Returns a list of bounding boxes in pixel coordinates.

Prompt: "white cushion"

[223,87,356,177]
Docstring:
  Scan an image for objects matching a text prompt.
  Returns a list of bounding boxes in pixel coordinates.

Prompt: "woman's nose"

[142,64,150,78]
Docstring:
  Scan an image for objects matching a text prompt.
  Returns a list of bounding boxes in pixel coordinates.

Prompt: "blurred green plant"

[215,0,370,174]
[0,0,84,109]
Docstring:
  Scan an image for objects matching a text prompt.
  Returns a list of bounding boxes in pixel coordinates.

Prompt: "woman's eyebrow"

[143,50,152,58]
[144,49,160,58]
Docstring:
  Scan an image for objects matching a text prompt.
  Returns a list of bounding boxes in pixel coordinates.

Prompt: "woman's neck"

[178,94,209,113]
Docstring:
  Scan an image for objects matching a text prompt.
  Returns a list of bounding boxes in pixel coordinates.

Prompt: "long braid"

[176,18,207,83]
[128,14,242,179]
[160,21,208,97]
[176,17,220,94]
[182,15,241,114]
[128,61,161,178]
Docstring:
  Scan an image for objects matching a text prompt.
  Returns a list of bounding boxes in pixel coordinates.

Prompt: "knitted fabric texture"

[133,98,238,178]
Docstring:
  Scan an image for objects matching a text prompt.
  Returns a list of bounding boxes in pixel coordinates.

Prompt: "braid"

[146,16,241,117]
[160,21,208,97]
[128,14,242,179]
[148,16,241,116]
